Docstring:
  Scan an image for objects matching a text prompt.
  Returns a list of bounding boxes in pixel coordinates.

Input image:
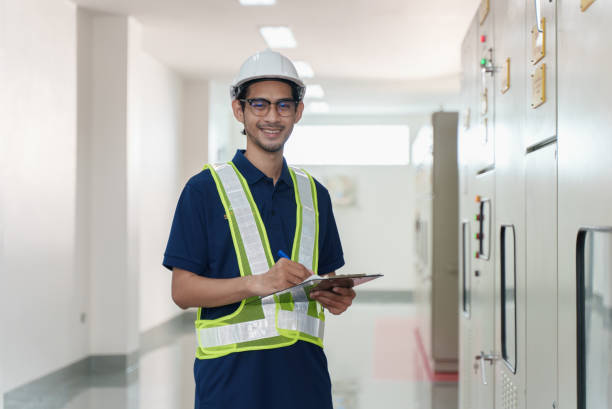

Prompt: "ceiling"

[72,0,480,114]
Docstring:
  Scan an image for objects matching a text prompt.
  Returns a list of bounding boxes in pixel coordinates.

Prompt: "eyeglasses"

[240,98,298,117]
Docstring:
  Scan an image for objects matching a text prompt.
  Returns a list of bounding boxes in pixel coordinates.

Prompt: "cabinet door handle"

[480,352,488,385]
[475,351,499,385]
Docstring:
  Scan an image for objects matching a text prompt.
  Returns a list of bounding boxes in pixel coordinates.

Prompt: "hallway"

[6,301,457,409]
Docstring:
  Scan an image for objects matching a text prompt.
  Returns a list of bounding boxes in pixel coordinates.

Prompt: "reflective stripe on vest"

[194,162,323,358]
[275,167,324,342]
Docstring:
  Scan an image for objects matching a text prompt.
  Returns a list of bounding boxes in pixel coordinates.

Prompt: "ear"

[232,99,245,122]
[294,101,305,124]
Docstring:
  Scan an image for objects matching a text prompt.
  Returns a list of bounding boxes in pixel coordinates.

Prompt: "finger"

[324,292,354,309]
[330,287,356,298]
[316,298,347,315]
[286,264,312,281]
[283,272,304,286]
[311,292,351,310]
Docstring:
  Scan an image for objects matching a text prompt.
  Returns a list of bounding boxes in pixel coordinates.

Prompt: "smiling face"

[232,80,304,154]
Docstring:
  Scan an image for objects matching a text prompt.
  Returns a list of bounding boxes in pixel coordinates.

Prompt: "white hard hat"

[230,49,306,101]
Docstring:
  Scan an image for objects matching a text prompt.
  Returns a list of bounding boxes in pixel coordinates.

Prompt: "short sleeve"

[163,182,209,275]
[315,183,345,274]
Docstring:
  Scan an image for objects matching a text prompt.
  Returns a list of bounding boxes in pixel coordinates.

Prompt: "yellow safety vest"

[195,162,325,359]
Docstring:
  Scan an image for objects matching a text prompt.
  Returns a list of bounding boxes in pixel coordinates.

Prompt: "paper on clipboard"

[253,274,383,303]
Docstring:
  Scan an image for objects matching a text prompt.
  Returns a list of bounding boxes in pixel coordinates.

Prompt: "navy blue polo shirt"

[163,150,344,409]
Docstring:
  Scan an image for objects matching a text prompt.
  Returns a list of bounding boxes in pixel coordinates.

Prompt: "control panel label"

[531,18,546,65]
[531,63,546,109]
[501,58,510,94]
[479,0,490,25]
[581,0,596,11]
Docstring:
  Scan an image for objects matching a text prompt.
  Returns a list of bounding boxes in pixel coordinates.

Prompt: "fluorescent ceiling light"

[239,0,276,5]
[259,26,297,48]
[294,61,314,78]
[305,84,325,99]
[308,102,330,113]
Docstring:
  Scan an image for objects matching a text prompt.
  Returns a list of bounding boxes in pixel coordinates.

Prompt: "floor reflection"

[7,302,457,409]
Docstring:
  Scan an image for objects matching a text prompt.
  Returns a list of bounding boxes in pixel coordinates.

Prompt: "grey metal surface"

[470,170,496,409]
[461,1,612,408]
[525,143,558,409]
[457,13,479,409]
[458,6,497,409]
[557,0,612,407]
[476,0,496,171]
[431,111,460,369]
[491,0,528,408]
[580,231,612,409]
[413,111,460,375]
[524,0,557,146]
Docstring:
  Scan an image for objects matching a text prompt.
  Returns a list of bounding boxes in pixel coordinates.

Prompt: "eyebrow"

[247,97,295,102]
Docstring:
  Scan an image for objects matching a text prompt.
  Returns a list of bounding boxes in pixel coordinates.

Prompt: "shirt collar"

[231,149,293,187]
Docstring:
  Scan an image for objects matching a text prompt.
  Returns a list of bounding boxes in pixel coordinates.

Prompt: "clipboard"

[254,274,383,302]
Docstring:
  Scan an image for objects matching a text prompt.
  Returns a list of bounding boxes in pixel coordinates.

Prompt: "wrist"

[245,274,263,297]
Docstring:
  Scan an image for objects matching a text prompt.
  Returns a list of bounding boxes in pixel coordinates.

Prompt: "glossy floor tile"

[6,302,457,409]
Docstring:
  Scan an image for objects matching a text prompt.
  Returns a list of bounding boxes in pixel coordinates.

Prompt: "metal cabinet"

[460,0,612,408]
[492,0,527,408]
[459,7,496,409]
[413,112,460,381]
[524,0,557,147]
[469,172,496,409]
[557,1,612,408]
[525,143,558,409]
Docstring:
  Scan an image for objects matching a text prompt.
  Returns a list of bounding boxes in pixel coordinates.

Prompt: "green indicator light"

[480,58,487,66]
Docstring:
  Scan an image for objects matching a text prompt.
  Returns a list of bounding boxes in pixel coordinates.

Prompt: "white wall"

[1,0,206,395]
[0,0,88,392]
[208,80,244,162]
[182,80,210,180]
[306,166,417,291]
[289,113,430,292]
[129,21,185,333]
[83,12,141,356]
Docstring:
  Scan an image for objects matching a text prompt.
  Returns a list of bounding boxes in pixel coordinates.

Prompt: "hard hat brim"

[231,75,306,100]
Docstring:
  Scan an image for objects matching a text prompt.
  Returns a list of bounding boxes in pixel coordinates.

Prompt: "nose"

[264,103,281,122]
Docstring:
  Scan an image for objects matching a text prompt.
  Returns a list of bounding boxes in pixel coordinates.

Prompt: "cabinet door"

[557,0,612,406]
[525,143,558,409]
[492,0,527,407]
[524,0,557,147]
[470,171,496,409]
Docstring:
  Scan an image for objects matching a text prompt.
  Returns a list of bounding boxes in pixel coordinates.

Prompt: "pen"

[277,250,290,260]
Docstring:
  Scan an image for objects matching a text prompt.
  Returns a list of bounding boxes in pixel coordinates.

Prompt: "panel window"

[577,228,612,409]
[501,225,517,372]
[462,221,471,317]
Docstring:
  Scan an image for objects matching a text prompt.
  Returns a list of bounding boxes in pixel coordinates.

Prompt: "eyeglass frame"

[239,98,300,117]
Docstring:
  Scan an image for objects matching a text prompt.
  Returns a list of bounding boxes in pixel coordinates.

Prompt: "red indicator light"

[475,252,480,259]
[480,35,487,43]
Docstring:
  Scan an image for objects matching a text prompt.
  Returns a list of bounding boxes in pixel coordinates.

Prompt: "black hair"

[237,78,302,102]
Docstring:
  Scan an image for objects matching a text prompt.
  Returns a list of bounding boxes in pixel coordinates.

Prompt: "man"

[163,49,355,409]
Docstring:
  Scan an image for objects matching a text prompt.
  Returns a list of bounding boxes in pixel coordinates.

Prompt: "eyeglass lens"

[245,98,296,116]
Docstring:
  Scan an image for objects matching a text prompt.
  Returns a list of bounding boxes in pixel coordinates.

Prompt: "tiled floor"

[6,302,458,409]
